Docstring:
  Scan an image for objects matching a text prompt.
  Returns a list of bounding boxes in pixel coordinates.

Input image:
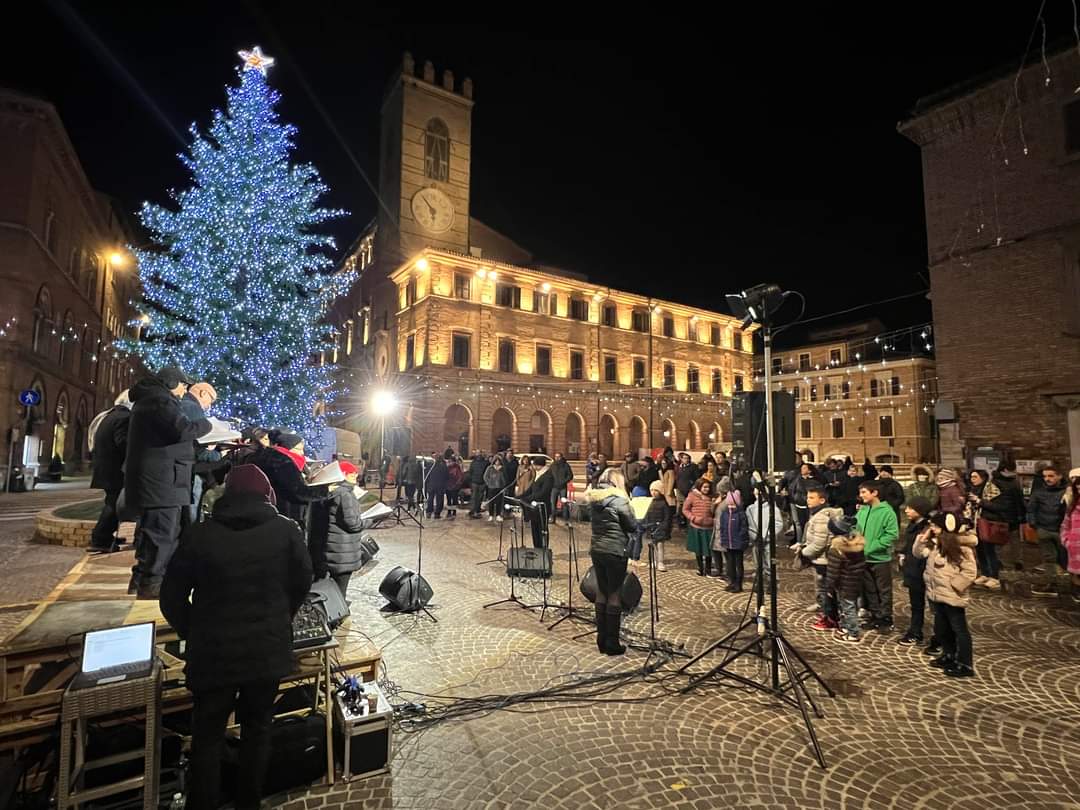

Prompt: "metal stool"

[57,662,162,809]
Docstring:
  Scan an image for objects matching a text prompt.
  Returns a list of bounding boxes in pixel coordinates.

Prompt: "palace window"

[633,359,646,387]
[663,316,674,338]
[632,309,649,333]
[663,362,675,390]
[424,118,449,182]
[604,355,617,383]
[570,297,589,321]
[536,345,551,376]
[734,374,744,392]
[533,291,552,315]
[733,331,743,351]
[842,380,850,399]
[799,353,811,372]
[452,333,470,368]
[823,383,832,401]
[711,369,722,394]
[772,356,782,375]
[498,338,515,373]
[405,335,415,370]
[879,414,894,437]
[832,417,844,438]
[496,283,521,309]
[830,348,842,365]
[454,272,471,300]
[810,384,817,402]
[603,304,617,327]
[570,350,584,380]
[711,324,721,346]
[870,379,880,397]
[405,278,417,307]
[800,419,812,439]
[687,365,700,393]
[890,375,901,395]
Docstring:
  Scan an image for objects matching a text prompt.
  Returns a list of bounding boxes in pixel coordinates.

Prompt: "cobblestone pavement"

[264,513,1080,810]
[0,481,99,638]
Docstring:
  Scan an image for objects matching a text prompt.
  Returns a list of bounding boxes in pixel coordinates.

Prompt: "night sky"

[1,3,1059,335]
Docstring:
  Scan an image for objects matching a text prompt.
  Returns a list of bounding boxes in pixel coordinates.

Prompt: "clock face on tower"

[411,187,455,234]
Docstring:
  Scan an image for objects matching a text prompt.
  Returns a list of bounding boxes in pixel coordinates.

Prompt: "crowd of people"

[87,364,376,810]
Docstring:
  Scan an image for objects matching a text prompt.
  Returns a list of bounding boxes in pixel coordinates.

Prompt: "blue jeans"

[814,564,830,616]
[839,597,859,637]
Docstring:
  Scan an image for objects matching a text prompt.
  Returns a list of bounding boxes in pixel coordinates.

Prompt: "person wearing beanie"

[160,464,312,810]
[645,479,672,571]
[712,488,749,592]
[308,461,366,600]
[898,496,933,645]
[250,432,326,529]
[825,515,866,643]
[935,468,966,517]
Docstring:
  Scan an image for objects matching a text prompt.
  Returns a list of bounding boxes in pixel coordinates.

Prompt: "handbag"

[976,517,1010,545]
[1022,524,1040,544]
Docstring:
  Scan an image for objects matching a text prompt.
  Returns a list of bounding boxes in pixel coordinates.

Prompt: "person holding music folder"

[161,464,312,810]
[250,432,326,529]
[307,461,366,601]
[588,468,638,656]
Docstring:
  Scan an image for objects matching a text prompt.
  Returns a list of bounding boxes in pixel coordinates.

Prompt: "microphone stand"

[547,521,591,631]
[476,478,517,567]
[483,498,533,613]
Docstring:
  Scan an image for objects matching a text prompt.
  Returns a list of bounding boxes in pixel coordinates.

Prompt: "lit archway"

[564,412,586,459]
[628,416,647,457]
[53,389,69,462]
[687,419,702,450]
[528,410,551,454]
[660,418,677,448]
[491,408,515,452]
[599,413,618,459]
[443,403,472,456]
[709,422,723,446]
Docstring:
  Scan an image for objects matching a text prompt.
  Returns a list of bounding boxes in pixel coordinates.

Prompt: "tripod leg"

[779,634,837,698]
[775,636,827,769]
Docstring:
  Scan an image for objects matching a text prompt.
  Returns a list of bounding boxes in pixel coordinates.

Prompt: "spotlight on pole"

[725,283,784,331]
[371,390,397,416]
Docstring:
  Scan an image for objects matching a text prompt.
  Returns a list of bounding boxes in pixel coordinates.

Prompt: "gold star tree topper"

[238,46,275,76]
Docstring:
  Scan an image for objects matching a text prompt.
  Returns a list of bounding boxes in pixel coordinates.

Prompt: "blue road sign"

[18,390,41,407]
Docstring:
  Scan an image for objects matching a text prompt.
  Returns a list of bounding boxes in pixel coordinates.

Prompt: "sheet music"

[308,460,345,486]
[199,417,242,445]
[361,502,393,521]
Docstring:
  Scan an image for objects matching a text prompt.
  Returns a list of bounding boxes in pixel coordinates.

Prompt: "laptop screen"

[81,623,154,673]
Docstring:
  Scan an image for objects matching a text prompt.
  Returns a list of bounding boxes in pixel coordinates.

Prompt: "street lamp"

[371,390,398,501]
[109,251,127,268]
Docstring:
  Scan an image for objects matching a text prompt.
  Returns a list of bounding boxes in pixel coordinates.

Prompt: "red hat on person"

[225,464,277,506]
[339,461,358,476]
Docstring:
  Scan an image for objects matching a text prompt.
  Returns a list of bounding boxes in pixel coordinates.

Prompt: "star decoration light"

[238,46,275,76]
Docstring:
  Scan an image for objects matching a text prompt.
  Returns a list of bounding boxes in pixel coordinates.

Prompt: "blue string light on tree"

[116,46,353,447]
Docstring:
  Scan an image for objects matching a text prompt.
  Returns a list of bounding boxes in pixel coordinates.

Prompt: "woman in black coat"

[308,463,366,600]
[251,434,325,529]
[160,464,312,810]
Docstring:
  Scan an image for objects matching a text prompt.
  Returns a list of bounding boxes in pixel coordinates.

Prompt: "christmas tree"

[119,47,352,444]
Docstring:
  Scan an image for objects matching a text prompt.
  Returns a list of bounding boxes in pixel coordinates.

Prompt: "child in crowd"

[914,512,978,677]
[1063,469,1080,603]
[683,478,717,577]
[799,483,843,631]
[898,496,933,645]
[825,515,865,643]
[645,480,672,572]
[712,489,748,592]
[855,480,899,632]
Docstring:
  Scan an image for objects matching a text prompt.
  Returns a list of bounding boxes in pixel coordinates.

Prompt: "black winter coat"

[160,492,312,691]
[551,458,574,490]
[1027,482,1066,531]
[428,458,449,490]
[877,477,905,515]
[124,377,211,509]
[469,456,489,484]
[504,456,519,486]
[645,496,672,541]
[90,406,130,492]
[981,473,1025,527]
[675,462,699,497]
[251,446,326,526]
[825,535,866,601]
[308,483,365,578]
[900,517,930,580]
[522,470,554,514]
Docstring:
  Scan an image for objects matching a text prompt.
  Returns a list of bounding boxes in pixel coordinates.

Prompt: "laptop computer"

[69,622,157,691]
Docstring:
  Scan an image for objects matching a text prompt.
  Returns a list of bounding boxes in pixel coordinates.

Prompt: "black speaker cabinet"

[506,546,553,578]
[378,566,433,611]
[579,567,642,612]
[731,391,796,472]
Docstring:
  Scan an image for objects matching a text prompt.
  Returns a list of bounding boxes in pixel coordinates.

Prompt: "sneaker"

[876,622,894,634]
[834,631,861,644]
[860,620,879,630]
[983,578,1001,591]
[898,633,922,645]
[1033,565,1046,575]
[928,655,954,669]
[811,616,836,631]
[974,575,988,586]
[487,516,494,523]
[657,564,668,572]
[1031,585,1058,598]
[923,642,942,656]
[857,608,869,619]
[496,515,504,523]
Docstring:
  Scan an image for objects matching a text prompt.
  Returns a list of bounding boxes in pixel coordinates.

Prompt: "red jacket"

[682,488,715,529]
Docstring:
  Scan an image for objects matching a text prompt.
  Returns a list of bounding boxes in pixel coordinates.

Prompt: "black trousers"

[725,550,745,588]
[934,602,973,667]
[404,483,417,508]
[132,506,182,586]
[904,574,926,638]
[862,561,893,624]
[190,679,279,810]
[590,551,628,607]
[332,571,351,602]
[528,503,549,548]
[90,488,121,549]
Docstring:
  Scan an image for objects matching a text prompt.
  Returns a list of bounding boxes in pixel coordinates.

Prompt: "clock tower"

[376,52,474,266]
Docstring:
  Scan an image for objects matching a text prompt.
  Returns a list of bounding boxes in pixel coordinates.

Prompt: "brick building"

[329,55,753,458]
[0,88,139,479]
[756,321,938,464]
[900,48,1080,468]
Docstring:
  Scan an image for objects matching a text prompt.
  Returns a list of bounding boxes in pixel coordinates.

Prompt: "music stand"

[547,521,591,631]
[476,480,516,567]
[482,499,532,613]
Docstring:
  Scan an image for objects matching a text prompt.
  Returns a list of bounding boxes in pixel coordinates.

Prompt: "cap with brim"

[158,365,193,388]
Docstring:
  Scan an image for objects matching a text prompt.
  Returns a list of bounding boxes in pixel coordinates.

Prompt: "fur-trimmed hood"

[830,534,865,554]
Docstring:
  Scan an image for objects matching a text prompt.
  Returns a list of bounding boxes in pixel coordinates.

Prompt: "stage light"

[371,390,397,416]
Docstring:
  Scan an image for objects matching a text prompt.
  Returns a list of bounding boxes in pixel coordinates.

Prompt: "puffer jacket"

[1027,482,1066,532]
[711,500,749,551]
[825,535,865,601]
[682,487,715,529]
[588,486,637,557]
[914,531,978,607]
[484,464,505,492]
[801,506,843,566]
[308,482,365,577]
[469,455,489,485]
[644,496,671,541]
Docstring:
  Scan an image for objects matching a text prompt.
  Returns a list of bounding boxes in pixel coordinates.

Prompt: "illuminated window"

[454,273,471,300]
[800,419,812,439]
[496,283,521,309]
[711,324,721,346]
[733,331,743,351]
[663,316,674,338]
[734,374,744,392]
[832,418,844,438]
[632,310,649,333]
